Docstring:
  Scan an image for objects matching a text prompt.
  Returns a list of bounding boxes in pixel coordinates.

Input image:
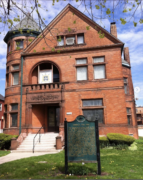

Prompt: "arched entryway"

[27,61,62,133]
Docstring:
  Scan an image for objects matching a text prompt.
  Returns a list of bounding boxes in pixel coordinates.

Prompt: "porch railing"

[33,126,43,153]
[24,82,69,91]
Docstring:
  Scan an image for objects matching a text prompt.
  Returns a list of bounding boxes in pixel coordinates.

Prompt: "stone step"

[15,132,59,152]
[19,144,55,148]
[12,149,61,153]
[17,147,56,151]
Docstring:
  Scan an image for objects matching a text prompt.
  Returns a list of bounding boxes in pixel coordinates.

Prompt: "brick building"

[136,107,143,125]
[3,4,138,138]
[0,94,4,133]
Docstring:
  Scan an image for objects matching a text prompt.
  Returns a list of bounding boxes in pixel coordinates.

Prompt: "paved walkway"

[0,151,59,165]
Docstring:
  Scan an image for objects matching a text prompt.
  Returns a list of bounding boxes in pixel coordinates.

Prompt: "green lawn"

[0,150,10,157]
[0,140,143,179]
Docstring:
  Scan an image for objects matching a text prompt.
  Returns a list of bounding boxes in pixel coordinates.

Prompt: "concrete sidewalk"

[0,151,59,165]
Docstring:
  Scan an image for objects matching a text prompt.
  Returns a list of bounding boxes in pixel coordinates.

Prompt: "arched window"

[32,62,60,84]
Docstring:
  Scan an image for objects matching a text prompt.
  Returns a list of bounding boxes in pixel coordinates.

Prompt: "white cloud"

[0,37,7,57]
[118,30,143,64]
[0,58,6,69]
[0,78,5,81]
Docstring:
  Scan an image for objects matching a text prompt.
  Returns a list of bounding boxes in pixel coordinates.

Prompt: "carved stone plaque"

[27,93,61,103]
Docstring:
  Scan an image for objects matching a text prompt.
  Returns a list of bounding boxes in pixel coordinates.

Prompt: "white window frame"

[12,72,19,85]
[94,65,105,79]
[77,34,84,44]
[93,57,106,80]
[76,58,88,81]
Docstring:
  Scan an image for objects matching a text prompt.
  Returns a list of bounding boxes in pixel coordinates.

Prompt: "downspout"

[19,56,23,135]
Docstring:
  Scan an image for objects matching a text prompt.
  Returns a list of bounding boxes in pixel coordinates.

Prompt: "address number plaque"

[64,115,101,175]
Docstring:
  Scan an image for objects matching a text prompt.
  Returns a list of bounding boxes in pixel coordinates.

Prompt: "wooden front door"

[48,107,60,132]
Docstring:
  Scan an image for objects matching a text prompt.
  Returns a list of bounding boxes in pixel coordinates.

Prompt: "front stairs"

[12,132,60,153]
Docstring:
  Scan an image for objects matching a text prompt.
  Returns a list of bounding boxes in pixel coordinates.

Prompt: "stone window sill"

[55,43,86,49]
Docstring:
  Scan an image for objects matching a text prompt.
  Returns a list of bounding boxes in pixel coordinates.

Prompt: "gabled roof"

[0,94,4,101]
[23,3,124,54]
[12,14,41,32]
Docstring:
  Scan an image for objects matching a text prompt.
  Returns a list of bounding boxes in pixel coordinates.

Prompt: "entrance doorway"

[48,107,60,132]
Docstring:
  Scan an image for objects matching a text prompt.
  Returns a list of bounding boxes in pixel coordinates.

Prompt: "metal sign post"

[64,118,68,174]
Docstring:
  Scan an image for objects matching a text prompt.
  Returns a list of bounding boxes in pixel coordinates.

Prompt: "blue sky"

[0,0,142,106]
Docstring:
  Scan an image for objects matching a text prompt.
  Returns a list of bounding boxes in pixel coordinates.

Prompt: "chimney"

[110,22,117,38]
[124,47,130,64]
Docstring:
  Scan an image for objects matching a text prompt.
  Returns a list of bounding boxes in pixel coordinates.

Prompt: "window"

[0,104,2,111]
[93,57,105,79]
[6,74,9,87]
[11,104,18,111]
[83,99,102,106]
[93,57,104,63]
[82,99,104,123]
[126,108,131,125]
[11,113,17,127]
[57,36,64,46]
[57,33,85,46]
[124,78,128,94]
[66,36,75,45]
[77,34,84,44]
[16,40,23,49]
[76,59,87,81]
[8,43,10,53]
[13,72,19,85]
[12,64,19,70]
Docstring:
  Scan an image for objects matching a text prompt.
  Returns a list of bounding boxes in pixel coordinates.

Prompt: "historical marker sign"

[64,115,101,175]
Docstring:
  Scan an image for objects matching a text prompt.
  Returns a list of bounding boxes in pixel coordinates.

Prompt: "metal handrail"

[33,126,43,153]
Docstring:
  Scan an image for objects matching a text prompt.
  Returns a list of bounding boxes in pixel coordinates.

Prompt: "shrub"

[68,165,90,175]
[107,133,135,146]
[0,134,18,150]
[99,136,109,148]
[135,137,143,144]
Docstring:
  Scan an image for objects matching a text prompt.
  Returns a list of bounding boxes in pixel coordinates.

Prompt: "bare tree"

[0,0,143,51]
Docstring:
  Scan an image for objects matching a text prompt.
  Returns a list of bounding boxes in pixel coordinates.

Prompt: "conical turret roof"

[12,14,41,32]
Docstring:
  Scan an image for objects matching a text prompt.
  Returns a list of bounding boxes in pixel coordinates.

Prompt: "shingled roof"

[12,14,41,32]
[0,94,4,101]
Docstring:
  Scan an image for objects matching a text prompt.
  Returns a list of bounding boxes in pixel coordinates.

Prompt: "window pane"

[11,113,17,127]
[66,36,75,45]
[124,78,128,83]
[126,108,131,113]
[76,59,87,64]
[13,65,19,70]
[77,67,87,80]
[11,104,18,111]
[0,104,2,111]
[13,72,19,85]
[124,84,127,94]
[57,37,64,46]
[16,40,23,49]
[94,65,105,79]
[83,99,102,106]
[83,109,103,123]
[77,35,84,44]
[127,115,131,125]
[93,57,104,63]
